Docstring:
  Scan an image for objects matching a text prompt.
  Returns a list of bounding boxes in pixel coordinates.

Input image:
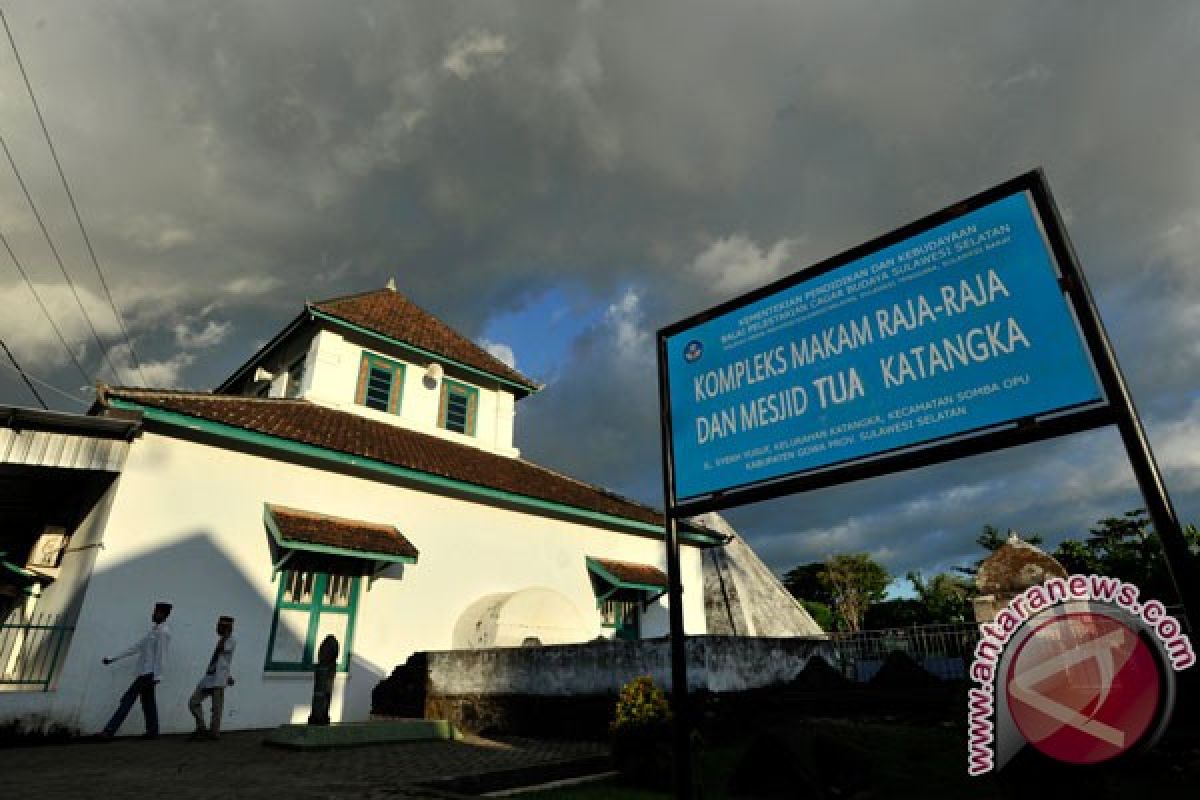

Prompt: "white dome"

[452,587,589,649]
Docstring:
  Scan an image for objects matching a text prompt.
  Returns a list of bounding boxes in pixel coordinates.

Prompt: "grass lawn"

[515,719,1200,799]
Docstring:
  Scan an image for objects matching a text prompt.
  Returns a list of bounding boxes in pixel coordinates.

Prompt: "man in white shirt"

[188,615,236,741]
[98,601,172,739]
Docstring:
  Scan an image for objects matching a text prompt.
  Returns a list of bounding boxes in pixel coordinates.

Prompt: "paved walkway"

[0,731,608,799]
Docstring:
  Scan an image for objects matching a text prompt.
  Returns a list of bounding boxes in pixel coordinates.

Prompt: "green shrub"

[610,676,673,788]
[612,675,672,732]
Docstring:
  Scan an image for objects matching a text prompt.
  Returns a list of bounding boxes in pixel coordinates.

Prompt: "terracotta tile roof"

[96,387,714,541]
[589,557,668,588]
[267,504,419,560]
[310,289,540,393]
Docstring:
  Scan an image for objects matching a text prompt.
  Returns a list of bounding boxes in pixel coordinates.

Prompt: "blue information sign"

[664,191,1104,500]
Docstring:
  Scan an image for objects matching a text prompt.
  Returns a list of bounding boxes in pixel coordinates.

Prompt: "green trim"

[595,586,620,606]
[264,719,461,750]
[598,598,641,640]
[342,576,359,669]
[301,575,321,665]
[357,351,406,415]
[1,558,38,586]
[310,306,539,396]
[264,570,360,673]
[586,557,668,593]
[263,507,418,566]
[271,549,296,577]
[439,378,479,436]
[109,397,722,547]
[263,574,287,670]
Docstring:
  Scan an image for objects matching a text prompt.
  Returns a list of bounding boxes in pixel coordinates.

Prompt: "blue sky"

[479,285,606,383]
[2,1,1200,591]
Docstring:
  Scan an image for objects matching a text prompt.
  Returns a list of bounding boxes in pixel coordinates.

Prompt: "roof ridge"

[308,286,541,392]
[105,385,308,404]
[268,503,399,532]
[308,286,397,307]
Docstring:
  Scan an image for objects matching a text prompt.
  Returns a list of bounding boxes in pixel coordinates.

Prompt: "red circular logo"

[1005,612,1162,765]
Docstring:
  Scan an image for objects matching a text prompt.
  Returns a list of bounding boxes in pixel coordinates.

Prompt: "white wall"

[11,429,706,734]
[302,330,519,457]
[258,332,317,399]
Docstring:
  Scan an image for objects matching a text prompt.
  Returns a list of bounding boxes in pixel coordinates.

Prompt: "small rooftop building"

[972,531,1068,623]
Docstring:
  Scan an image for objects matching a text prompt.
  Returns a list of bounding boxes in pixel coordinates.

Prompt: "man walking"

[98,601,172,739]
[188,615,236,740]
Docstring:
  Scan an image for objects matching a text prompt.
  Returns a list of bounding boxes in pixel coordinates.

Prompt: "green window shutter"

[355,352,405,415]
[439,379,478,436]
[265,570,361,672]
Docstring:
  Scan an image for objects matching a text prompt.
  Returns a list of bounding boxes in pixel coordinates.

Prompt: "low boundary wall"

[374,635,835,736]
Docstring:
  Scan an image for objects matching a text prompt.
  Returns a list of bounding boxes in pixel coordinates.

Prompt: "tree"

[820,553,890,632]
[908,570,974,623]
[863,598,927,628]
[782,562,834,606]
[1076,509,1199,602]
[1050,538,1099,575]
[956,524,1045,576]
[801,600,834,631]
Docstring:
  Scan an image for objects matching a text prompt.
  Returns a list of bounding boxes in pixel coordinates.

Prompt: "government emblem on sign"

[683,340,703,363]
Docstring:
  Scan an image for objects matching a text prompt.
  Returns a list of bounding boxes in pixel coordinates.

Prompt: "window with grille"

[265,570,360,672]
[354,353,405,414]
[438,379,478,435]
[600,599,640,640]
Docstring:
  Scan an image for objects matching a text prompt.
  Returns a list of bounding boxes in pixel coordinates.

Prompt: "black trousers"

[103,673,158,736]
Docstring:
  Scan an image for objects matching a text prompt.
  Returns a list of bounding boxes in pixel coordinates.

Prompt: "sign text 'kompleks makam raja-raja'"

[664,190,1103,502]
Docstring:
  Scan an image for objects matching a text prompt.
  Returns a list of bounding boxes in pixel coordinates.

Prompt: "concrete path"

[0,731,608,798]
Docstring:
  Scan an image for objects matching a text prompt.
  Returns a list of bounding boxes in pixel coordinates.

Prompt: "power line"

[1,9,148,385]
[0,343,88,407]
[0,226,93,385]
[0,136,127,383]
[0,334,48,409]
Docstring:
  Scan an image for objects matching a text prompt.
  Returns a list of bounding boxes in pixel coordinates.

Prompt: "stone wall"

[374,635,834,736]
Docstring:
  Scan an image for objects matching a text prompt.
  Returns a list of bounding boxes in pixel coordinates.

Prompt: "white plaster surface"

[0,429,706,734]
[300,329,520,456]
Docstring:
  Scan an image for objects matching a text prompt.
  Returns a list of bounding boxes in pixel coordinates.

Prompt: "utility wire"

[0,136,127,383]
[0,344,88,407]
[0,334,48,409]
[0,226,93,385]
[1,9,148,386]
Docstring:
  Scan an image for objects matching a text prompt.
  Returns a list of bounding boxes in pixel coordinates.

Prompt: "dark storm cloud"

[2,1,1199,579]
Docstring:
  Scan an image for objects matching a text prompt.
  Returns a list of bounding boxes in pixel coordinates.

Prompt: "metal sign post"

[657,332,694,799]
[1029,178,1200,627]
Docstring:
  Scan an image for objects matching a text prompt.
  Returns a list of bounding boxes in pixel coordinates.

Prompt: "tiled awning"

[264,504,418,578]
[586,556,668,607]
